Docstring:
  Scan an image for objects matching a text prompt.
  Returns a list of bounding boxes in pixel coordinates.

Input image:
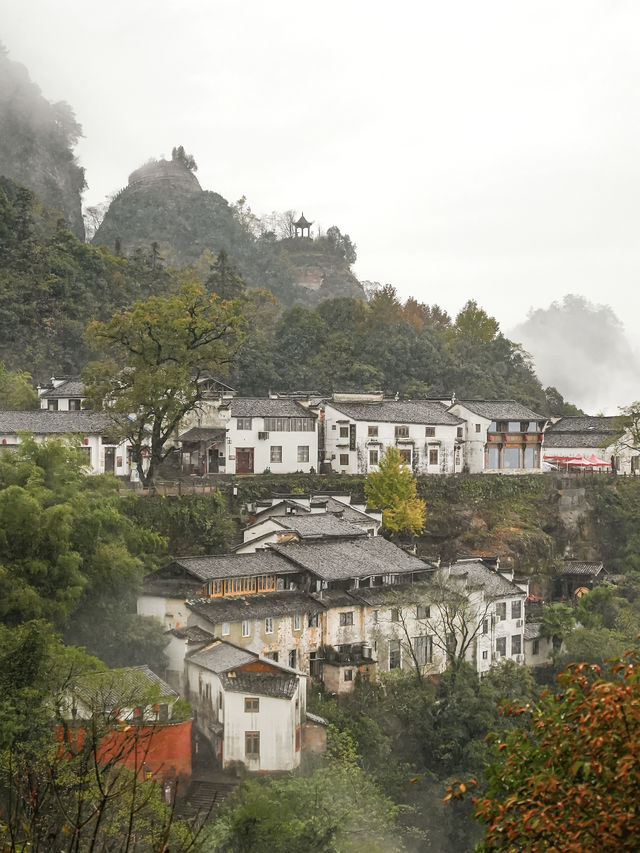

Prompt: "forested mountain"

[93,150,364,308]
[0,45,85,238]
[0,172,579,411]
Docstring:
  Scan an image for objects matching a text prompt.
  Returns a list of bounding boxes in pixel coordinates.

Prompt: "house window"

[390,608,400,622]
[508,422,521,433]
[503,447,521,469]
[245,731,260,757]
[222,622,230,636]
[524,447,536,468]
[532,639,540,655]
[266,650,279,662]
[339,454,349,466]
[496,637,507,657]
[416,604,430,619]
[344,668,353,681]
[482,650,488,660]
[47,399,58,411]
[475,423,481,433]
[425,427,436,437]
[389,639,401,669]
[414,635,433,665]
[511,600,522,619]
[496,602,507,621]
[289,649,297,668]
[68,399,82,411]
[244,697,259,713]
[488,446,500,468]
[482,618,489,635]
[457,426,463,438]
[237,417,252,430]
[264,617,274,634]
[293,614,302,631]
[241,620,251,637]
[270,446,282,463]
[429,448,439,465]
[339,426,349,438]
[308,612,319,627]
[369,449,379,465]
[297,445,309,463]
[339,611,353,627]
[372,610,378,623]
[511,635,522,655]
[395,425,409,438]
[398,449,411,465]
[368,425,378,437]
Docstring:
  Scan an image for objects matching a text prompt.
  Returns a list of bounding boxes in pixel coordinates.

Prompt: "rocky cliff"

[0,46,85,239]
[93,155,365,307]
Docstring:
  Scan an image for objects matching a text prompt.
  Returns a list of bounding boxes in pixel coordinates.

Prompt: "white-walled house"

[448,561,527,673]
[322,397,465,475]
[523,622,554,667]
[220,398,318,475]
[448,400,546,474]
[236,513,370,554]
[543,416,640,474]
[38,377,86,411]
[0,410,134,477]
[246,493,382,537]
[186,639,306,772]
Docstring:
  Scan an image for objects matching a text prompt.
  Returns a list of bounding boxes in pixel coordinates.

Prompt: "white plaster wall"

[226,419,318,475]
[448,405,492,473]
[137,594,191,630]
[223,684,301,771]
[323,406,460,475]
[524,635,554,667]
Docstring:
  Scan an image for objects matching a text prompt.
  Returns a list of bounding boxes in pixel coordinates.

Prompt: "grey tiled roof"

[321,497,379,525]
[220,671,299,699]
[455,400,544,420]
[544,417,621,449]
[328,400,463,426]
[524,622,542,640]
[73,665,178,708]
[162,551,300,582]
[186,591,325,624]
[222,398,317,419]
[272,535,430,581]
[543,432,616,449]
[188,642,255,673]
[41,379,85,398]
[166,625,214,643]
[546,416,619,433]
[0,410,110,434]
[559,561,605,577]
[178,427,227,443]
[448,561,525,597]
[277,515,366,539]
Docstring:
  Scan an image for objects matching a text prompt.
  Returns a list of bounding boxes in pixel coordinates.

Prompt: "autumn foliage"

[446,650,640,852]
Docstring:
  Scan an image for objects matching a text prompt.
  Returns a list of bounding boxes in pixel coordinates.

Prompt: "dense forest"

[0,173,580,417]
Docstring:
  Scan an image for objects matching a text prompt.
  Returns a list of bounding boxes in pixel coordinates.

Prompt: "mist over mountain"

[511,294,639,414]
[92,151,365,308]
[0,44,85,239]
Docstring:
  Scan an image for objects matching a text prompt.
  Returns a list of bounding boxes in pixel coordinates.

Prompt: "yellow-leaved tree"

[365,446,426,536]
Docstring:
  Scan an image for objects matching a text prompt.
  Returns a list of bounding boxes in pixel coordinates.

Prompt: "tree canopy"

[465,652,640,852]
[365,446,426,535]
[84,283,245,485]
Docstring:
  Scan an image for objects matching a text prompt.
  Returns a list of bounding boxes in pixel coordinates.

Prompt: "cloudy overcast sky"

[4,1,640,351]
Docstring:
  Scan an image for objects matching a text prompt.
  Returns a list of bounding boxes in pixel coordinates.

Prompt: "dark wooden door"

[104,447,115,473]
[236,448,254,474]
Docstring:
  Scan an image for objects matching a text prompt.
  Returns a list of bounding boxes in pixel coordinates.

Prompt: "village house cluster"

[136,492,532,772]
[1,377,637,476]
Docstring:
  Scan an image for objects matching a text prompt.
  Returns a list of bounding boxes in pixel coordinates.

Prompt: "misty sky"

[3,1,640,410]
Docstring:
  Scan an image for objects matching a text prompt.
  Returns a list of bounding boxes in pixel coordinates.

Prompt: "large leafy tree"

[365,446,426,535]
[462,652,640,852]
[84,283,245,486]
